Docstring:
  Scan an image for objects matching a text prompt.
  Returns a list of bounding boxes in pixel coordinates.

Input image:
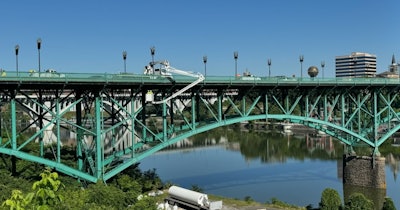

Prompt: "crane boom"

[144,60,204,104]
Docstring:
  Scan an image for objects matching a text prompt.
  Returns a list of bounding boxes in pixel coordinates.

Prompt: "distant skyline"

[0,0,399,78]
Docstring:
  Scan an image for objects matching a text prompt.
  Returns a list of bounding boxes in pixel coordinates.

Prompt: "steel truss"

[0,82,399,182]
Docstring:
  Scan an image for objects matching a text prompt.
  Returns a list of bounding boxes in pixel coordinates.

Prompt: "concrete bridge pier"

[342,155,386,189]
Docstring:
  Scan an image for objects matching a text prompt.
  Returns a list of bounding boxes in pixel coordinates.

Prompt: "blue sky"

[0,0,399,78]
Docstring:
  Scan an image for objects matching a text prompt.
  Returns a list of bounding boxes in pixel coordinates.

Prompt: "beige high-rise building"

[335,52,376,78]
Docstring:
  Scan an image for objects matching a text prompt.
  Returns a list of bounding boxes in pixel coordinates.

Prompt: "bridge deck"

[0,71,398,88]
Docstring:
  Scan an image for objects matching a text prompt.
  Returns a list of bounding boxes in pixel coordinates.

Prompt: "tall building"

[335,52,377,78]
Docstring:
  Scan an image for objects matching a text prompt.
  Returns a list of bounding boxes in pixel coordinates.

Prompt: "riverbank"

[156,189,307,210]
[156,191,306,210]
[208,194,306,210]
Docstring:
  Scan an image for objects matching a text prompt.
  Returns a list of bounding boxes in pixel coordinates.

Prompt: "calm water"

[139,128,400,208]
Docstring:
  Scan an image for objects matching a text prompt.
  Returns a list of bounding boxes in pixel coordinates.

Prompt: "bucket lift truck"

[143,60,204,104]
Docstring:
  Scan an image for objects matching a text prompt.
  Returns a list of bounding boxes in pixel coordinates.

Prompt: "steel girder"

[0,83,399,182]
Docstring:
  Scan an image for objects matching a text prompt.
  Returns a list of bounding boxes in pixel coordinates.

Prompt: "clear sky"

[0,0,399,78]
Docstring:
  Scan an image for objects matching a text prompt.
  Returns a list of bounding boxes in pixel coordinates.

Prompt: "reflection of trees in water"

[166,126,345,163]
[377,140,400,181]
[386,153,400,181]
[165,126,400,178]
[236,130,344,163]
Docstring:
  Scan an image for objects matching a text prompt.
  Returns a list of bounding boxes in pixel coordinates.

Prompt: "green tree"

[320,188,342,210]
[382,197,396,210]
[344,193,374,210]
[128,196,157,210]
[115,174,142,205]
[87,182,128,209]
[244,196,254,203]
[141,169,162,192]
[30,169,63,208]
[58,189,89,209]
[2,190,31,210]
[2,168,63,210]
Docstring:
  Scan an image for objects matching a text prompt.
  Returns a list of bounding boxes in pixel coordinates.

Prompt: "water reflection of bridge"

[306,134,335,155]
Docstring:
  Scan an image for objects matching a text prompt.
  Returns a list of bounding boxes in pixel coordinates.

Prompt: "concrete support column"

[343,155,386,189]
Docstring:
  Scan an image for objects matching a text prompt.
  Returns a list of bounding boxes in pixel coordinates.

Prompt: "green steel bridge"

[0,70,399,183]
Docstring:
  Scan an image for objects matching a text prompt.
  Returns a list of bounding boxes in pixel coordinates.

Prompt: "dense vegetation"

[1,122,399,209]
[318,188,396,210]
[0,156,163,209]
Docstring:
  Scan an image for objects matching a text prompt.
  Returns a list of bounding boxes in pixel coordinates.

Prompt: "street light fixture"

[268,58,271,77]
[321,61,325,79]
[299,55,304,78]
[122,51,127,73]
[37,38,42,75]
[234,51,238,77]
[15,45,19,76]
[203,55,207,76]
[150,46,155,74]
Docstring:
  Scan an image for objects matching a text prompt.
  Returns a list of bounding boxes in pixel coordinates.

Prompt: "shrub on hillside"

[382,197,396,210]
[320,188,342,210]
[344,193,373,210]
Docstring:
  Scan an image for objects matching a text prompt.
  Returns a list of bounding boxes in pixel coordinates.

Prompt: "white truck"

[165,186,222,210]
[29,69,65,77]
[239,69,261,80]
[144,60,204,104]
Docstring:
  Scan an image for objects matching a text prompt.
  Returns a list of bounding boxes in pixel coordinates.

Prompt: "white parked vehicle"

[239,69,261,80]
[29,69,65,77]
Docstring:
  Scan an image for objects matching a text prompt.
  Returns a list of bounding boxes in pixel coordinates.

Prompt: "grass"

[153,187,306,210]
[207,194,306,210]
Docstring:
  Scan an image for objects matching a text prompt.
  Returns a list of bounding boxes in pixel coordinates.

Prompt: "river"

[139,126,400,208]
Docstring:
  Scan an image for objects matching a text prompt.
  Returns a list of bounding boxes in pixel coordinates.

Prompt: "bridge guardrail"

[0,70,399,86]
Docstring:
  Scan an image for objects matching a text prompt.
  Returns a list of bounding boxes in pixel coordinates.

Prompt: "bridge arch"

[1,74,400,183]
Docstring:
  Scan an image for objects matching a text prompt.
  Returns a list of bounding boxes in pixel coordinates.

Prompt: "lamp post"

[299,55,304,78]
[122,51,127,73]
[150,46,155,74]
[321,61,325,79]
[37,38,42,76]
[15,45,19,76]
[268,58,271,77]
[234,51,238,77]
[203,55,207,76]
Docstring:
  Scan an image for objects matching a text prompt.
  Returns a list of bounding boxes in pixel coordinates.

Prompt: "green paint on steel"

[11,99,17,150]
[1,73,400,183]
[95,96,102,179]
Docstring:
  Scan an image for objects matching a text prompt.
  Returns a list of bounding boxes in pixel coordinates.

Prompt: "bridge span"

[0,70,399,183]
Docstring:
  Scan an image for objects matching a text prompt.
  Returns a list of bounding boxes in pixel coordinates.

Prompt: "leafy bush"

[382,197,396,210]
[344,193,374,210]
[269,197,299,209]
[2,168,63,210]
[128,196,157,210]
[320,188,342,210]
[87,182,128,209]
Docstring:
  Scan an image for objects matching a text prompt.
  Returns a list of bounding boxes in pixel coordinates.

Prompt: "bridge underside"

[1,81,399,182]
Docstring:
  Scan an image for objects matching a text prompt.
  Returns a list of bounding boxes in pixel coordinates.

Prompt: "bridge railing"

[0,71,172,83]
[0,70,399,86]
